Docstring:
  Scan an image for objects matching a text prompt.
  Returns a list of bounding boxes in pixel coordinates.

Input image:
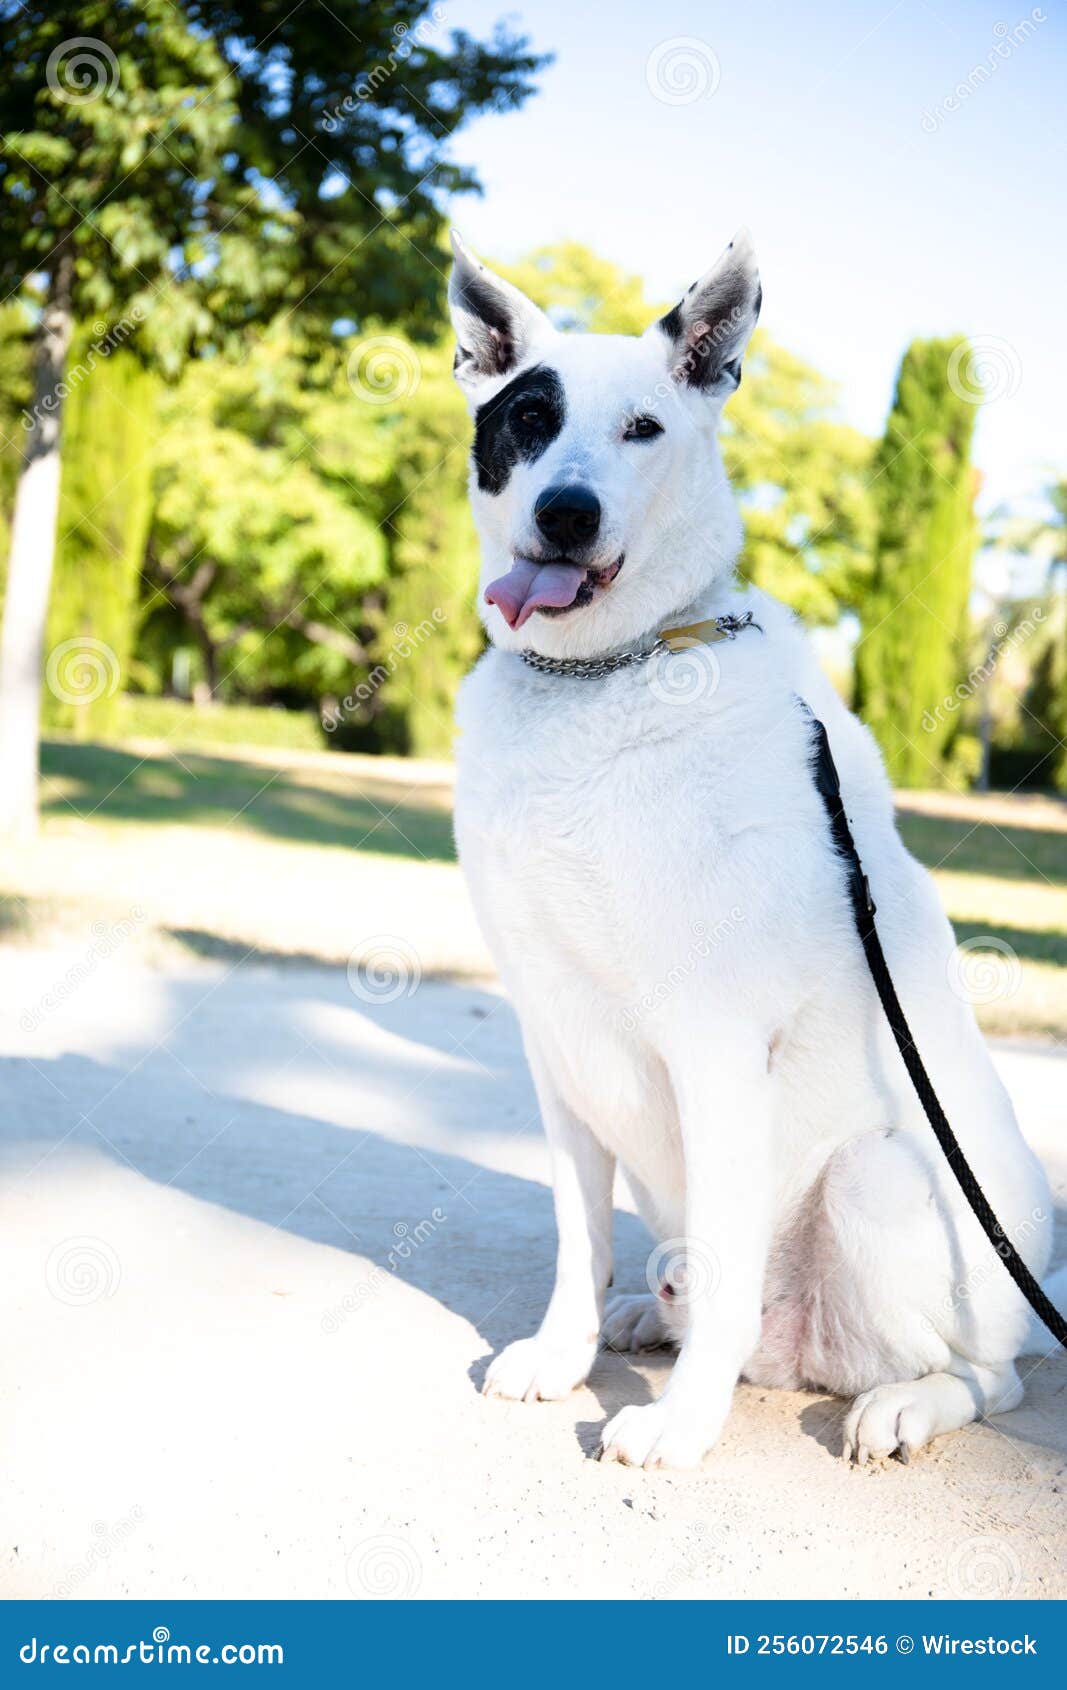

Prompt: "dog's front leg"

[484,1049,614,1402]
[600,1020,773,1468]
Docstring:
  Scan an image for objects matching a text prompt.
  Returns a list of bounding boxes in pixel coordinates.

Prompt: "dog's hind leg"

[602,1293,672,1353]
[794,1124,1046,1463]
[842,1359,1022,1465]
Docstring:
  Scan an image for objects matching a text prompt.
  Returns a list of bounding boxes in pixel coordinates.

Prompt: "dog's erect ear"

[448,231,552,391]
[652,229,761,393]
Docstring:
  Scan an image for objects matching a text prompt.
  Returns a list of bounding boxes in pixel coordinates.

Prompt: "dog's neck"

[512,574,743,667]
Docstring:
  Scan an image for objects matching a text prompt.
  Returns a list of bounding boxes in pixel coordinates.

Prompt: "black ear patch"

[657,274,761,391]
[454,270,517,379]
[473,364,565,495]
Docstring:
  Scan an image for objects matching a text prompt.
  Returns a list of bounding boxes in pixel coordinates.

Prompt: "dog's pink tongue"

[485,559,587,629]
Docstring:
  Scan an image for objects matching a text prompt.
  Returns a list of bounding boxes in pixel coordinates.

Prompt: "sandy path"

[1,946,1065,1600]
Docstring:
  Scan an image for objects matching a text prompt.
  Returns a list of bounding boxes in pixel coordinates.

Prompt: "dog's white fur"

[449,231,1057,1469]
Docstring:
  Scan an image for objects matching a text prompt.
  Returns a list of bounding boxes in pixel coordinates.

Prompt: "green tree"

[0,304,32,584]
[0,0,544,832]
[1021,602,1067,789]
[854,337,980,787]
[0,3,240,832]
[725,335,874,624]
[499,244,657,335]
[144,328,389,704]
[44,341,155,737]
[143,324,475,755]
[988,479,1067,788]
[362,341,481,757]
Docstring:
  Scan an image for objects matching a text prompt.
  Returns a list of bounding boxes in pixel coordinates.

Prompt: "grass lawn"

[894,794,1067,1039]
[1,733,1064,1040]
[38,737,456,862]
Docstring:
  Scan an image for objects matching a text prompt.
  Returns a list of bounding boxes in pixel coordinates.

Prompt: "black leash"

[807,712,1067,1352]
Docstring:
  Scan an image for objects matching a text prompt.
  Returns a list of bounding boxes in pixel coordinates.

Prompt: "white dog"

[448,228,1061,1469]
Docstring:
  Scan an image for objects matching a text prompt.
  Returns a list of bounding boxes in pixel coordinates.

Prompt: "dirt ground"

[1,943,1065,1600]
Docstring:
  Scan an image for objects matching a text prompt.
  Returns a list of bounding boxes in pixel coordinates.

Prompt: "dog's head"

[449,231,761,656]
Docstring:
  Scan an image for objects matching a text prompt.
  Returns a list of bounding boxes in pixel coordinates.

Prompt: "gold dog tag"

[660,611,759,651]
[660,618,731,650]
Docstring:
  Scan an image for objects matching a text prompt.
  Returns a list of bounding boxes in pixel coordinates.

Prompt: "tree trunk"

[0,253,75,838]
[155,558,221,695]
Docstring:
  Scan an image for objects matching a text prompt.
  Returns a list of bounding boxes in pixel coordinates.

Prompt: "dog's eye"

[516,403,548,430]
[623,415,664,442]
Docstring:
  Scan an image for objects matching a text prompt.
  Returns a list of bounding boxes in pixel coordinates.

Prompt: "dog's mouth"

[484,555,624,631]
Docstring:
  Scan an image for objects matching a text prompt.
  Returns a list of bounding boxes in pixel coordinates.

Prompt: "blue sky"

[444,0,1065,569]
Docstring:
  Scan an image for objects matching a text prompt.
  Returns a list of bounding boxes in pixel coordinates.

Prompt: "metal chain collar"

[519,611,759,679]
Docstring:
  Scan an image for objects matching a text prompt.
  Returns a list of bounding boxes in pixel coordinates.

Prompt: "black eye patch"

[473,365,565,496]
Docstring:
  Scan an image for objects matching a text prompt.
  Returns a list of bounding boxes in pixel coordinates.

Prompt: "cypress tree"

[854,338,979,786]
[43,341,155,738]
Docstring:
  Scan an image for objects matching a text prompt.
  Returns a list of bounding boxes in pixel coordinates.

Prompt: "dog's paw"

[483,1335,595,1403]
[842,1383,934,1466]
[597,1399,711,1470]
[601,1293,672,1353]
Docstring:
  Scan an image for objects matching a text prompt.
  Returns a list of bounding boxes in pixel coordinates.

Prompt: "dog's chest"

[454,655,783,1000]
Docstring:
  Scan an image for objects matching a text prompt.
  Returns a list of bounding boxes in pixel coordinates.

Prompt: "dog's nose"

[534,484,601,550]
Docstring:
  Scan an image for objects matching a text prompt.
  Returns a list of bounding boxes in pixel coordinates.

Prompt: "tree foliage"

[854,337,980,787]
[0,0,546,364]
[725,335,875,624]
[0,304,32,580]
[45,339,155,736]
[498,244,657,335]
[144,329,388,701]
[987,479,1067,789]
[362,340,481,758]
